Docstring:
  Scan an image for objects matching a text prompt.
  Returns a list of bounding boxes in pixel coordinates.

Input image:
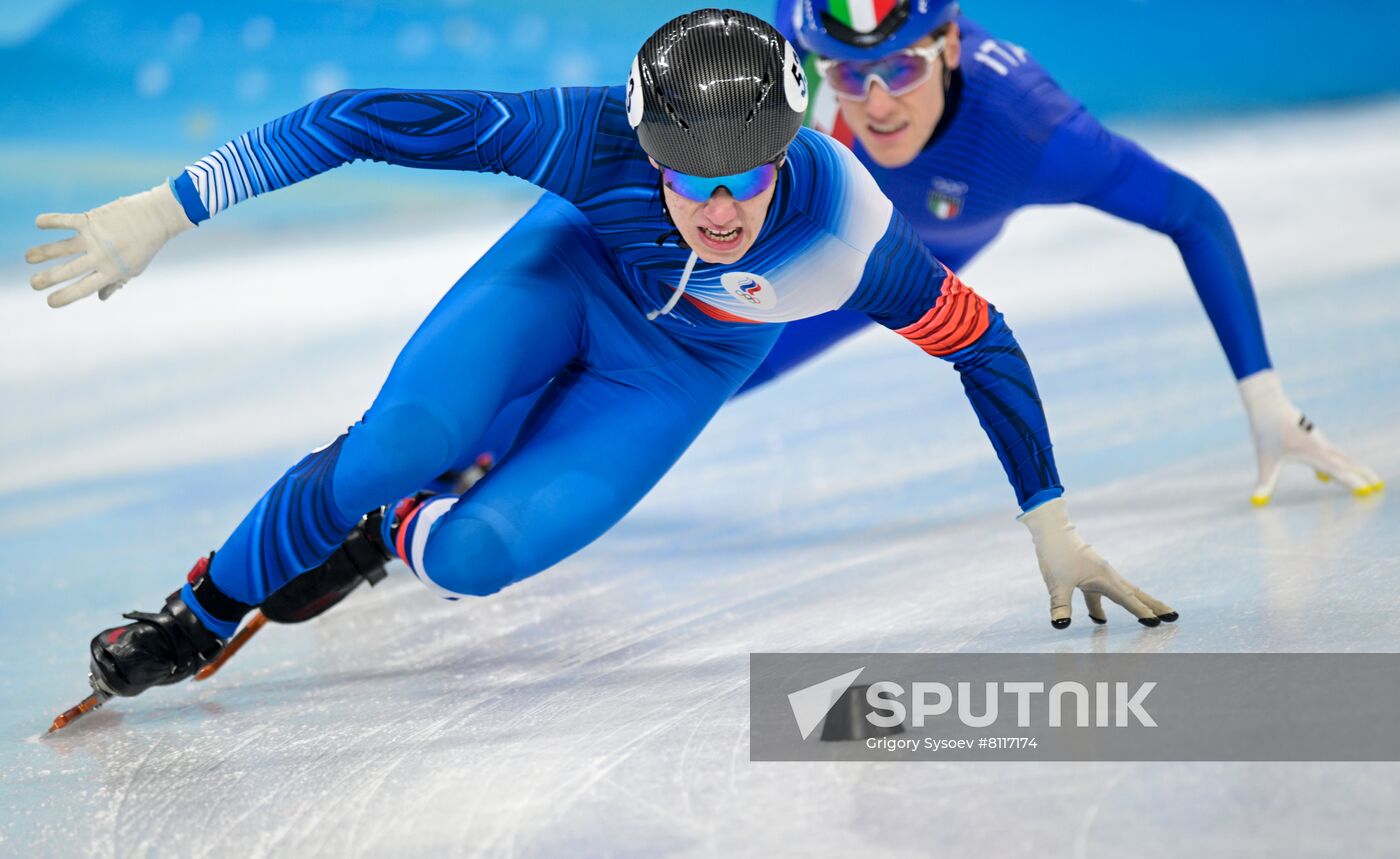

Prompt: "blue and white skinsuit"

[167,85,1064,631]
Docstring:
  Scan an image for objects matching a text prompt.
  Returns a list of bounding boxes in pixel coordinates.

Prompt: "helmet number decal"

[627,56,646,128]
[783,41,808,113]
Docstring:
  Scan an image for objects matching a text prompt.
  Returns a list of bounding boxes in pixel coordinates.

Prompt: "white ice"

[2,100,1399,857]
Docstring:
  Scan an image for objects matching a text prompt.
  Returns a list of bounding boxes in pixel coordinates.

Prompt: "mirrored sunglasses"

[661,161,779,203]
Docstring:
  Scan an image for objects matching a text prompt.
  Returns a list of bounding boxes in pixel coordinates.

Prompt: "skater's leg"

[735,309,873,395]
[86,194,603,698]
[400,303,781,598]
[197,201,595,624]
[402,363,734,597]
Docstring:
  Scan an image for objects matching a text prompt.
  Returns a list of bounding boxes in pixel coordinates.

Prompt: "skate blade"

[48,691,108,734]
[195,610,267,681]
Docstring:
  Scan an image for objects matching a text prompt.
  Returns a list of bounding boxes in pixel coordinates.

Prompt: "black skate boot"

[261,482,457,623]
[191,496,435,683]
[89,556,252,698]
[259,487,442,622]
[259,507,397,623]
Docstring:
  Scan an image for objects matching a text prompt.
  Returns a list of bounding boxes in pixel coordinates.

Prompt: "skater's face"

[655,158,780,264]
[831,27,962,169]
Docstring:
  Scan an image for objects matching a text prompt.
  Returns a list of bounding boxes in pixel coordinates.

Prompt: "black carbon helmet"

[627,9,809,178]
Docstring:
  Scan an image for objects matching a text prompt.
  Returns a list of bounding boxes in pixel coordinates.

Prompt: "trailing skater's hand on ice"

[26,181,194,308]
[1239,370,1383,506]
[1019,498,1177,630]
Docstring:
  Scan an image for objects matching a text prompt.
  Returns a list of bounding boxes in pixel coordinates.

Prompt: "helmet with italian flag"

[786,0,960,61]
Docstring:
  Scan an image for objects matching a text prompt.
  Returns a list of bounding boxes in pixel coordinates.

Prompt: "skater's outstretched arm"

[26,86,621,307]
[163,87,616,223]
[1029,108,1269,380]
[850,210,1058,512]
[848,209,1176,629]
[1026,109,1382,503]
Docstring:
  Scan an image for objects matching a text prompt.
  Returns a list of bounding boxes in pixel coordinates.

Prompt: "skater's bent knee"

[420,514,527,597]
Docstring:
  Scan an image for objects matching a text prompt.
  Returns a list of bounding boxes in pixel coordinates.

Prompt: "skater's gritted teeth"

[838,28,962,169]
[653,158,778,265]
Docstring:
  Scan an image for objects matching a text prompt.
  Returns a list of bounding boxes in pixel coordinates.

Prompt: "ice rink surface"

[2,101,1399,857]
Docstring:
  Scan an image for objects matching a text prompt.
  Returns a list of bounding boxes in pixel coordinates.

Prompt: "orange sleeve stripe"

[894,270,991,357]
[907,304,988,354]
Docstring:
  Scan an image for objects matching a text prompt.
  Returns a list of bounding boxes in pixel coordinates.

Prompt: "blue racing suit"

[164,85,1064,628]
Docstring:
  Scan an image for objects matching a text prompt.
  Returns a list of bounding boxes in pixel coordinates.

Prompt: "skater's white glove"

[26,180,195,308]
[1019,498,1177,630]
[1239,370,1383,506]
